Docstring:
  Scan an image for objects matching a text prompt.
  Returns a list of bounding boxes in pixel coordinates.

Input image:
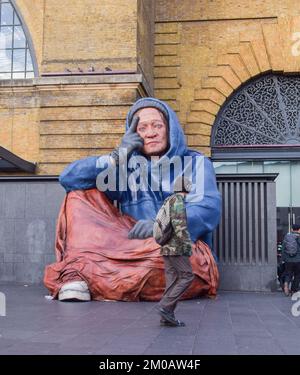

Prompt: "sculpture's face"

[136,108,169,157]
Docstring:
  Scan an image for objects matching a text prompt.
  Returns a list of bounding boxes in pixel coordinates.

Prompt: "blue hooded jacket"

[59,98,221,247]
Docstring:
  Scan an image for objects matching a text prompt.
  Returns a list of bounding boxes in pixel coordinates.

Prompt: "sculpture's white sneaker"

[58,281,91,302]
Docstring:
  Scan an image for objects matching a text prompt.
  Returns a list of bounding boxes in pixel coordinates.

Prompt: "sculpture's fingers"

[128,116,139,134]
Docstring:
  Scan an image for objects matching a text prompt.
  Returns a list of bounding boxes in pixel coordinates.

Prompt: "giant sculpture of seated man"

[44,98,221,302]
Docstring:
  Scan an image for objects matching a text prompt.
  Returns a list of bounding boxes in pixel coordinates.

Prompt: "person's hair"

[292,224,300,231]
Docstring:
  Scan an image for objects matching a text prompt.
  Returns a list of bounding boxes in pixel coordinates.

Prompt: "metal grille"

[213,74,300,146]
[214,175,276,266]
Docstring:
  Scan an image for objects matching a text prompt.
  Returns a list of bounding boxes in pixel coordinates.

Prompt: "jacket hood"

[125,97,187,161]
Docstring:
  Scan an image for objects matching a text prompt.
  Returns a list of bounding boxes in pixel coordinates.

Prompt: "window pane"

[236,161,263,173]
[213,162,237,174]
[264,161,291,207]
[12,71,24,79]
[0,26,12,48]
[13,12,21,26]
[12,48,25,71]
[0,72,11,79]
[25,71,34,78]
[291,161,300,207]
[1,2,13,25]
[0,2,35,79]
[0,48,11,71]
[26,49,33,70]
[13,26,25,48]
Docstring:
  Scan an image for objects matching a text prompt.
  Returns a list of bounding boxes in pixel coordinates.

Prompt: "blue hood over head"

[125,97,187,161]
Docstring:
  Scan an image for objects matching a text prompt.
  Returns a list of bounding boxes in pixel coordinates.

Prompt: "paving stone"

[0,285,300,354]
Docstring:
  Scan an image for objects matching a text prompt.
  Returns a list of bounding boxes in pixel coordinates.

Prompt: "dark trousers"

[278,262,285,287]
[284,262,300,292]
[159,255,194,314]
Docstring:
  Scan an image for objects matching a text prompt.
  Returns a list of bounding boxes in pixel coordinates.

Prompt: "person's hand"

[120,116,144,155]
[128,219,154,239]
[110,116,144,165]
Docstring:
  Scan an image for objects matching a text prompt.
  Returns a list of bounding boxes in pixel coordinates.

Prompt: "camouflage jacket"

[160,193,193,257]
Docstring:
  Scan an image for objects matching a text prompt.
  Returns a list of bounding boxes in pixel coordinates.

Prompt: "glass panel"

[0,26,12,48]
[1,2,13,25]
[291,161,300,207]
[263,161,291,207]
[13,26,25,48]
[12,48,25,71]
[213,161,264,173]
[13,12,21,26]
[0,48,11,71]
[277,207,289,243]
[26,49,32,70]
[0,71,11,79]
[213,161,237,174]
[25,71,34,78]
[12,71,24,79]
[0,2,35,78]
[236,161,264,173]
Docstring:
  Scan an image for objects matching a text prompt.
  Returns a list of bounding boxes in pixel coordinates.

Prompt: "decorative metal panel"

[214,180,267,265]
[213,74,300,146]
[214,174,277,266]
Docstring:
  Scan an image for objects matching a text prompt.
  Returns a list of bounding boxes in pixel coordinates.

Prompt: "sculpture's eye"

[137,126,147,133]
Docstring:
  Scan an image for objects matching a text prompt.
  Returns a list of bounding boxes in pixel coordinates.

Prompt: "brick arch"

[186,16,300,156]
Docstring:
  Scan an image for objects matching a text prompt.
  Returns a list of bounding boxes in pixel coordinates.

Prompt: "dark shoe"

[160,318,185,327]
[160,310,175,326]
[156,306,186,327]
[160,318,174,326]
[283,282,290,297]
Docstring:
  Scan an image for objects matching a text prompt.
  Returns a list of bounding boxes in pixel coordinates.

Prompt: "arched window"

[211,73,300,244]
[0,0,35,79]
[212,73,300,160]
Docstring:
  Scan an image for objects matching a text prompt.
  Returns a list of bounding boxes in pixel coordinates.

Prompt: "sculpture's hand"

[110,116,144,165]
[128,219,154,239]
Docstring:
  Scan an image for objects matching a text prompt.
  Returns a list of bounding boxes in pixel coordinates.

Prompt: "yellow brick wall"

[0,84,40,166]
[0,1,155,176]
[154,22,181,114]
[155,0,300,21]
[154,0,300,156]
[5,1,300,176]
[38,79,144,175]
[15,0,155,77]
[0,76,145,176]
[137,0,155,94]
[41,0,138,73]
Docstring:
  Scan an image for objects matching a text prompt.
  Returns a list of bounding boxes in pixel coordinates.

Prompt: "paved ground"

[0,284,299,355]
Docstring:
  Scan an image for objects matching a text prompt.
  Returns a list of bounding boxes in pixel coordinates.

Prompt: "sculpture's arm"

[59,154,122,201]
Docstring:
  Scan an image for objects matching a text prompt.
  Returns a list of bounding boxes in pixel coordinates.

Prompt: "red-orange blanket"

[44,189,219,301]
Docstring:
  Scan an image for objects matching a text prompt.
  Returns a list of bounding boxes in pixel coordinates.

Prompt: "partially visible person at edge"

[155,176,194,327]
[47,97,221,301]
[282,224,300,296]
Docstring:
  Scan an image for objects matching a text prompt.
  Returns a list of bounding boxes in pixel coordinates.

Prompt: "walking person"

[153,176,194,327]
[282,224,300,296]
